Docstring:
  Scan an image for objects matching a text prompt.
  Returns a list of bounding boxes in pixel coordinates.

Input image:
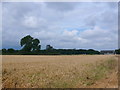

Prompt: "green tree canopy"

[33,39,41,51]
[20,35,41,52]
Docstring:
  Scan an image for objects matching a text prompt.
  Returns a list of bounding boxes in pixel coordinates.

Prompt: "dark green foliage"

[2,49,19,55]
[2,48,7,53]
[46,45,54,50]
[20,35,41,52]
[86,49,100,54]
[42,49,100,55]
[1,48,100,55]
[7,48,15,53]
[1,35,102,55]
[33,39,41,51]
[115,49,120,54]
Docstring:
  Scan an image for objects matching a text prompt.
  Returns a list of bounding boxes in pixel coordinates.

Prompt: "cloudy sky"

[2,2,118,50]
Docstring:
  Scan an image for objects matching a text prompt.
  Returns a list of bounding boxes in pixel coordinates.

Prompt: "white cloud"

[2,2,118,50]
[22,15,47,28]
[80,26,108,38]
[63,30,78,36]
[80,26,118,49]
[45,2,79,12]
[23,16,38,28]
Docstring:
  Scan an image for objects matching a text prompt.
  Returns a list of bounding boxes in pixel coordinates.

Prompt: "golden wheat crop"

[2,55,118,88]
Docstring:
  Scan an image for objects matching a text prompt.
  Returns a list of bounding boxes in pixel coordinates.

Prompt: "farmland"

[2,55,118,88]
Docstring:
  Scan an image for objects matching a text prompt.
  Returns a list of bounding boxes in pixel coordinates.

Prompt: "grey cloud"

[2,2,118,50]
[45,2,79,12]
[107,2,118,9]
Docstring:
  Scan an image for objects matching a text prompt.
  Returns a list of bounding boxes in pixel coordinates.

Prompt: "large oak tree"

[20,35,41,52]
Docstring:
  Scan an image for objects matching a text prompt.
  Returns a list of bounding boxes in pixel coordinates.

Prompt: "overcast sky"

[2,2,118,50]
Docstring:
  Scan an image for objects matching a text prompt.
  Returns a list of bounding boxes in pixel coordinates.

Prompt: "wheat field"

[2,55,118,88]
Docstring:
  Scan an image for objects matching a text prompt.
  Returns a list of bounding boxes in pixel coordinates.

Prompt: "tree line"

[1,35,120,55]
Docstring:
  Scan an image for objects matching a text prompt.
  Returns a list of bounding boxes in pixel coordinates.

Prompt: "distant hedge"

[1,49,100,55]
